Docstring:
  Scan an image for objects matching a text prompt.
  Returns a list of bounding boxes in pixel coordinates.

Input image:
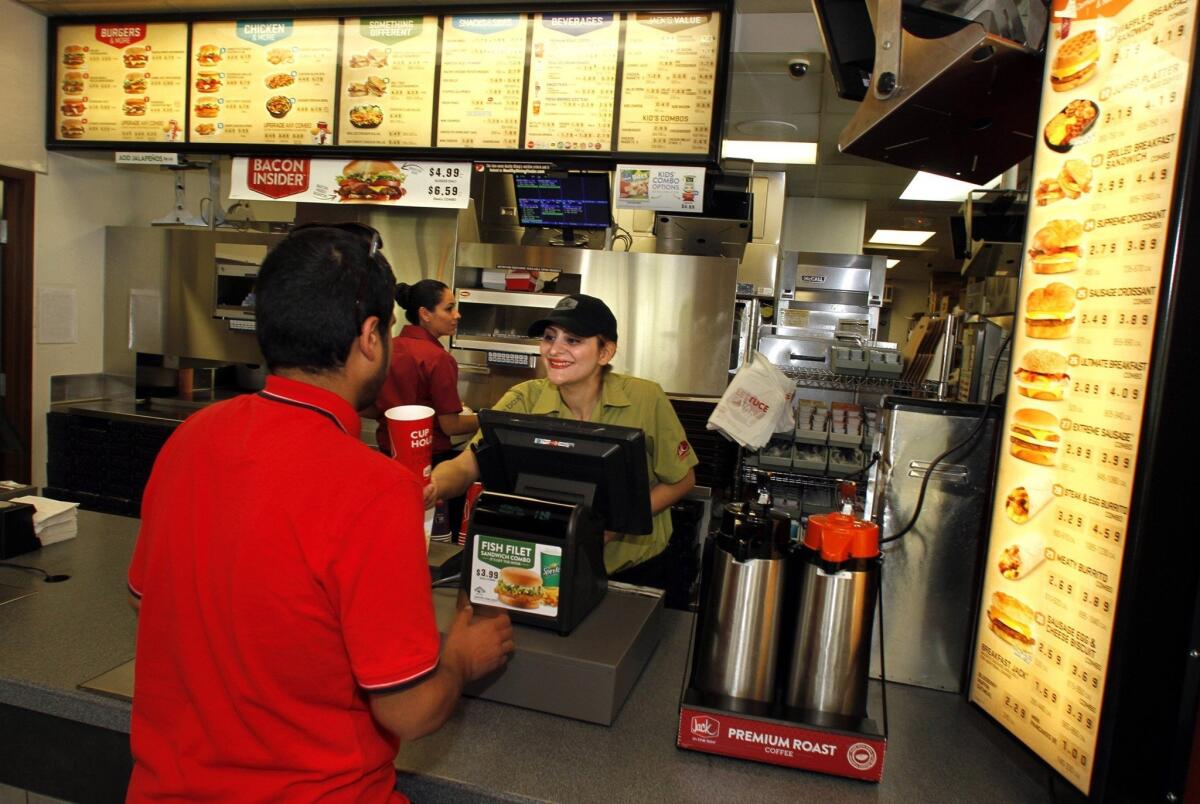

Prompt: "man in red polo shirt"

[127,225,513,802]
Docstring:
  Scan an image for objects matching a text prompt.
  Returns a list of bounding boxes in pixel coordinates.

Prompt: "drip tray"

[79,658,135,702]
[0,582,35,606]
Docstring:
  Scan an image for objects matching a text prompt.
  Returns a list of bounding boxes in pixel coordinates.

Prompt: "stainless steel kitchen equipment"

[868,396,1000,691]
[777,251,886,342]
[692,493,792,703]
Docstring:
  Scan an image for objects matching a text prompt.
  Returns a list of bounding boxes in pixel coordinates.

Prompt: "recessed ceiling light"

[721,140,818,165]
[900,171,1002,202]
[868,229,935,246]
[886,259,900,268]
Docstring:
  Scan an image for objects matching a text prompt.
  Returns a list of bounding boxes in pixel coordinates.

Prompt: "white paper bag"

[707,352,794,448]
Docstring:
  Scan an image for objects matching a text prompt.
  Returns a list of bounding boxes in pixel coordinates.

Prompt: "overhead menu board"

[54,22,189,143]
[188,19,339,145]
[337,16,440,148]
[968,0,1198,794]
[47,7,727,160]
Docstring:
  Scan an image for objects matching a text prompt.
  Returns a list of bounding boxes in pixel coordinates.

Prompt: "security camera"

[787,58,810,78]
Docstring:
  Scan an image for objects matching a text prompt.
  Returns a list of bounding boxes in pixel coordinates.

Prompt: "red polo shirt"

[375,325,463,455]
[128,375,438,803]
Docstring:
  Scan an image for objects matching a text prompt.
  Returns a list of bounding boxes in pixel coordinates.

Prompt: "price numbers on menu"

[1063,442,1093,461]
[427,185,460,197]
[1092,523,1123,545]
[1034,678,1059,705]
[1145,91,1179,111]
[1098,450,1133,471]
[475,567,499,581]
[1003,694,1029,721]
[1116,312,1151,327]
[1048,572,1076,596]
[1152,23,1188,46]
[1086,238,1160,257]
[1096,176,1126,194]
[1109,383,1142,402]
[428,166,461,178]
[1070,662,1102,691]
[1057,510,1086,531]
[1079,311,1108,326]
[1060,738,1091,770]
[1136,167,1170,184]
[1103,106,1133,125]
[1039,641,1066,667]
[1072,380,1102,398]
[1065,702,1096,732]
[1080,589,1112,615]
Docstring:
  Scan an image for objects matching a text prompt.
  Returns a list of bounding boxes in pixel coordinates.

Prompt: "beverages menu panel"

[188,19,339,145]
[436,14,528,149]
[525,13,620,152]
[54,23,189,143]
[337,16,439,148]
[968,0,1198,793]
[616,12,720,155]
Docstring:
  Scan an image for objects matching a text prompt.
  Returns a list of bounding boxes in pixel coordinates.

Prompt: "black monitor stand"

[549,227,589,248]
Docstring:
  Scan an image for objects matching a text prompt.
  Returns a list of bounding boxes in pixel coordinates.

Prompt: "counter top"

[0,511,1053,803]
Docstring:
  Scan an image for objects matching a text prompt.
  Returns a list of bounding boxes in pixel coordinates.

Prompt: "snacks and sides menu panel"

[969,0,1198,793]
[524,13,620,152]
[188,19,338,145]
[337,16,439,148]
[616,12,720,155]
[436,14,528,149]
[54,23,188,143]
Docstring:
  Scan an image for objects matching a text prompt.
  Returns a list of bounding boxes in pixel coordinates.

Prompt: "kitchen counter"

[0,511,1054,803]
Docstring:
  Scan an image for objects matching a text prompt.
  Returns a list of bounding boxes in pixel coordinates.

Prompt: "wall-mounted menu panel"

[525,13,620,152]
[968,0,1198,794]
[188,19,338,145]
[54,23,189,143]
[337,16,439,148]
[436,14,528,149]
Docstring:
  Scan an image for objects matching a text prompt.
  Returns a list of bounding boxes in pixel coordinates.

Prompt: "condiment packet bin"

[757,437,796,469]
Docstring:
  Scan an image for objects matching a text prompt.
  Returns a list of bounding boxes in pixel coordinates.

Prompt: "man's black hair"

[255,227,395,372]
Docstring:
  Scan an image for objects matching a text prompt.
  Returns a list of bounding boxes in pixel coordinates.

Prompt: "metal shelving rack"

[777,366,942,396]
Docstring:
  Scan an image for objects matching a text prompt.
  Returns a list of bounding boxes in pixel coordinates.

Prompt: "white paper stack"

[10,495,80,546]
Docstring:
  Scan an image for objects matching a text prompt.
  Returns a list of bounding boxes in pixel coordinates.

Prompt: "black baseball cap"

[527,294,618,341]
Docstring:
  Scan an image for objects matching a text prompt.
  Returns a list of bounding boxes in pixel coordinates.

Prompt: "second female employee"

[427,294,697,576]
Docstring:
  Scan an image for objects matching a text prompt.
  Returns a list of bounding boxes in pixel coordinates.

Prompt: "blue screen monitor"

[513,173,611,246]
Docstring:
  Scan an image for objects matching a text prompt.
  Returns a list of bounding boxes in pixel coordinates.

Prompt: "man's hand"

[443,604,514,683]
[422,480,439,509]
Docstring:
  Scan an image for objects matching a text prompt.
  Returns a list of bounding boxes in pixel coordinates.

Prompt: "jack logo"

[690,715,720,738]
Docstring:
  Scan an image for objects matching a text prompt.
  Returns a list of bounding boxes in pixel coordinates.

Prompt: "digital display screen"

[513,173,611,229]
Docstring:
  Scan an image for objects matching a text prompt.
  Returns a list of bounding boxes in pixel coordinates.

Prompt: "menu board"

[968,0,1198,794]
[337,16,440,148]
[54,23,189,143]
[436,14,528,149]
[524,14,620,151]
[188,19,339,146]
[616,12,720,155]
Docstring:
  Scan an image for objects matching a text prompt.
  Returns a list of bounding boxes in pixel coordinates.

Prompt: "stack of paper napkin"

[10,496,80,546]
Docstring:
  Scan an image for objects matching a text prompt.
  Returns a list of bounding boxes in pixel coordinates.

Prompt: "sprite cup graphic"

[540,551,561,607]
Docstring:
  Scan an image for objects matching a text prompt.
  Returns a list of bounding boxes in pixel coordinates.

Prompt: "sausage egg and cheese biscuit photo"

[1024,282,1077,339]
[1028,220,1083,274]
[495,567,543,609]
[986,591,1037,648]
[1009,408,1061,466]
[1050,29,1100,92]
[1014,349,1070,401]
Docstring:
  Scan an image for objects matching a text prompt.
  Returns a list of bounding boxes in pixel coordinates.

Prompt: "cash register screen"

[474,410,653,535]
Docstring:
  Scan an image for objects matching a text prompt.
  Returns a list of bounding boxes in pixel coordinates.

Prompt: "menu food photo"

[54,23,188,143]
[969,0,1198,792]
[188,19,338,145]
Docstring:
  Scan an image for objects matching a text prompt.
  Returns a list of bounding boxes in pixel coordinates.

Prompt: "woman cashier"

[375,280,478,531]
[428,294,697,578]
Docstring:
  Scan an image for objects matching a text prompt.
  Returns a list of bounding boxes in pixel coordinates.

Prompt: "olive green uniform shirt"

[478,372,698,574]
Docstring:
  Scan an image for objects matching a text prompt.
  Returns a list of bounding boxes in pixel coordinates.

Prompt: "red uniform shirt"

[128,375,439,803]
[375,325,463,455]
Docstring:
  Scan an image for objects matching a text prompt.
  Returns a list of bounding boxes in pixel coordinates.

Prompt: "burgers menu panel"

[436,15,528,149]
[524,13,620,151]
[968,0,1198,793]
[616,12,720,154]
[336,17,439,148]
[188,19,339,145]
[54,23,189,143]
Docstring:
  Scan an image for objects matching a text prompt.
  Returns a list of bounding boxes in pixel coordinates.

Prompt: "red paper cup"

[385,405,435,486]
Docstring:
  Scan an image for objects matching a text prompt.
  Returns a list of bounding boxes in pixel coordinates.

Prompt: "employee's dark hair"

[255,226,395,373]
[396,279,449,325]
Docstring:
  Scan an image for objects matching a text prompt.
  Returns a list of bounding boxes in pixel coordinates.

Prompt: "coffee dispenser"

[785,482,880,719]
[692,488,791,703]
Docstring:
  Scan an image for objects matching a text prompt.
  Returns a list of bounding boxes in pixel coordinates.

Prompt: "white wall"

[782,196,866,255]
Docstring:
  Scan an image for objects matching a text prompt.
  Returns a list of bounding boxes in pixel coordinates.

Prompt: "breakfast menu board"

[188,19,339,146]
[616,12,720,154]
[54,23,189,143]
[436,15,528,149]
[968,0,1198,793]
[337,17,439,148]
[525,14,620,151]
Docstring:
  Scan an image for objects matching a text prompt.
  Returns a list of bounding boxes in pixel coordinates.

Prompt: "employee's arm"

[368,604,513,741]
[437,411,479,437]
[651,468,696,515]
[426,447,481,507]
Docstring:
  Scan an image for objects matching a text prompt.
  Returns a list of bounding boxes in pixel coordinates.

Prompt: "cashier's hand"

[444,604,514,682]
[423,480,440,509]
[604,530,620,544]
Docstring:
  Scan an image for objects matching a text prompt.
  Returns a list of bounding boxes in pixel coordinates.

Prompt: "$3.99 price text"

[475,567,499,581]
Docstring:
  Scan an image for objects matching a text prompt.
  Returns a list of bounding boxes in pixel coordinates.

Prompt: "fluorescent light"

[868,229,935,246]
[721,140,818,165]
[886,259,900,268]
[900,171,1002,202]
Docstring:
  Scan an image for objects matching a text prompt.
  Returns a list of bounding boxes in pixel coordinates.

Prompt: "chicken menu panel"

[187,19,339,146]
[436,14,528,149]
[54,23,189,143]
[337,16,439,148]
[968,0,1198,793]
[616,12,720,155]
[524,13,620,152]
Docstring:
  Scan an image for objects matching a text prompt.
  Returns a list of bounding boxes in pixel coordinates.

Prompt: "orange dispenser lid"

[803,510,880,563]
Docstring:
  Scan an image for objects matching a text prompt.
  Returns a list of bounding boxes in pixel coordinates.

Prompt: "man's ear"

[357,315,383,360]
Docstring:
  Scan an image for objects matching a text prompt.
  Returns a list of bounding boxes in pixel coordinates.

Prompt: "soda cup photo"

[384,404,435,485]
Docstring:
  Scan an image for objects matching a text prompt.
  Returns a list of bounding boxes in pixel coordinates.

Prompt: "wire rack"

[777,366,941,396]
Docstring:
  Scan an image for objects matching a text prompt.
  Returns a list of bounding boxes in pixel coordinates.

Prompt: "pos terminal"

[460,409,652,635]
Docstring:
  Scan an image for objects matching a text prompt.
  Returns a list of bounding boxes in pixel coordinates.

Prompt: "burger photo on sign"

[1028,220,1082,274]
[986,591,1037,648]
[334,160,406,202]
[124,73,147,95]
[494,567,543,609]
[60,121,85,139]
[1050,29,1099,92]
[123,46,148,69]
[1009,408,1060,466]
[1024,282,1076,339]
[1014,349,1070,401]
[123,98,147,116]
[62,45,85,67]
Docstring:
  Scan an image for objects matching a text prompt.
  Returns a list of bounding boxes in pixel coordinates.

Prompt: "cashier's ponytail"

[396,280,449,325]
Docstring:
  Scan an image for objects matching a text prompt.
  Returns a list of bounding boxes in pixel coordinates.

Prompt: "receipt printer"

[0,501,38,560]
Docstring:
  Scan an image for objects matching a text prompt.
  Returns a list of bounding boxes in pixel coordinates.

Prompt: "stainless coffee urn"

[693,490,792,703]
[785,482,881,719]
